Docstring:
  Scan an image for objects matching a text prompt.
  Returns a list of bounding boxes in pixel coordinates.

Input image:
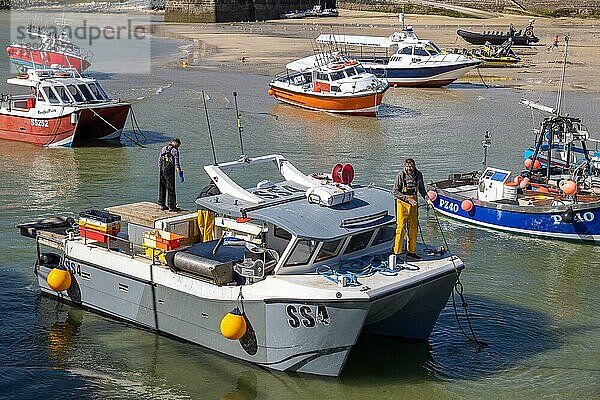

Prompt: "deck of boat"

[105,201,192,227]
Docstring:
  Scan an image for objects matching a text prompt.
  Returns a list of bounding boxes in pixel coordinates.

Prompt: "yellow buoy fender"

[220,308,247,340]
[47,268,72,292]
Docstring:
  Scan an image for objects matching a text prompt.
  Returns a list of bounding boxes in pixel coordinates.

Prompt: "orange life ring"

[17,74,29,79]
[344,60,358,66]
[330,64,344,70]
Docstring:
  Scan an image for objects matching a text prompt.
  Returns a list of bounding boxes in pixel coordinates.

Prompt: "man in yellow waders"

[392,158,432,259]
[197,180,220,242]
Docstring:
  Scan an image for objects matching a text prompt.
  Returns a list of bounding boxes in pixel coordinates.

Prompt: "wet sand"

[155,10,600,92]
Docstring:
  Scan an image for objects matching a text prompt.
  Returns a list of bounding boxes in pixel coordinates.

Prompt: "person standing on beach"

[392,158,432,259]
[158,138,184,212]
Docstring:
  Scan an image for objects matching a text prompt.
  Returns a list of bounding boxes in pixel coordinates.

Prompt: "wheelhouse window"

[274,226,292,241]
[372,223,396,246]
[77,84,94,101]
[67,85,83,102]
[355,65,366,74]
[42,87,60,104]
[315,238,345,262]
[399,46,412,55]
[285,239,317,266]
[414,47,429,56]
[343,230,375,255]
[55,85,73,103]
[345,68,357,77]
[330,71,345,81]
[87,83,106,100]
[425,44,440,55]
[316,72,329,81]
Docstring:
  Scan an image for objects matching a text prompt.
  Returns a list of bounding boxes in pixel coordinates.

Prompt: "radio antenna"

[233,91,247,161]
[202,90,218,165]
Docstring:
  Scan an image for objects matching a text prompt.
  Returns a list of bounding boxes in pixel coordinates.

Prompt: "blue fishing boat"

[428,36,600,242]
[427,168,600,242]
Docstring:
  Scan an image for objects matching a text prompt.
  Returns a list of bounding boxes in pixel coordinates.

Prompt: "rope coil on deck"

[316,255,419,287]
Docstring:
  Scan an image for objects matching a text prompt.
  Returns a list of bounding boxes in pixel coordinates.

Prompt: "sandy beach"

[154,10,600,93]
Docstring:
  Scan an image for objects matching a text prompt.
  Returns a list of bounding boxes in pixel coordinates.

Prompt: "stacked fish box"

[79,210,121,243]
[142,229,184,261]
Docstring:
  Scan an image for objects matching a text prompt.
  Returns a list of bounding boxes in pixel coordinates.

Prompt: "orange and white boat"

[268,53,389,117]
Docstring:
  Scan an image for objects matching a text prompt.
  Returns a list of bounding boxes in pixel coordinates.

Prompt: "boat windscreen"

[87,83,106,100]
[54,85,73,103]
[67,84,84,102]
[77,84,94,101]
[330,71,345,81]
[355,65,366,74]
[425,44,440,55]
[285,239,318,266]
[42,87,60,104]
[346,68,357,77]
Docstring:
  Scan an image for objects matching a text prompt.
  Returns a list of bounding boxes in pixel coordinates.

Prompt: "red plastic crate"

[80,226,119,243]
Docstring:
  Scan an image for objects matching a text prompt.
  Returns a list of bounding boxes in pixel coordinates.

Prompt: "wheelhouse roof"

[196,183,395,241]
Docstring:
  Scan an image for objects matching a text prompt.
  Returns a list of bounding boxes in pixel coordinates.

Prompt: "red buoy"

[519,177,530,189]
[461,199,474,212]
[427,190,438,201]
[562,180,577,195]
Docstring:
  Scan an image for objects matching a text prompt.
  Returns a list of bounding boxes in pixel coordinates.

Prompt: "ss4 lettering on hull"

[552,212,595,225]
[63,259,82,276]
[286,304,330,328]
[439,198,459,213]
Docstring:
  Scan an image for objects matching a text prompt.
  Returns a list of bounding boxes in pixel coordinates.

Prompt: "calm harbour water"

[0,11,599,400]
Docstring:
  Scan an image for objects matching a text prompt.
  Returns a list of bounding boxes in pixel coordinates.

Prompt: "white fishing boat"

[317,27,481,87]
[20,154,465,376]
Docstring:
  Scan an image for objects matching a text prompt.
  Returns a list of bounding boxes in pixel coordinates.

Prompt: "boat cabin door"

[478,167,512,202]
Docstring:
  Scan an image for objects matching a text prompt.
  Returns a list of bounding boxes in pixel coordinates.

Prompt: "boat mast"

[555,36,569,117]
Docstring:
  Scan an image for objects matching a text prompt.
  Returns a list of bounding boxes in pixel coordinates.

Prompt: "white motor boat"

[317,27,481,87]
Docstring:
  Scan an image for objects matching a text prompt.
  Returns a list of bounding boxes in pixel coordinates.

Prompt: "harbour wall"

[337,0,600,18]
[165,0,336,23]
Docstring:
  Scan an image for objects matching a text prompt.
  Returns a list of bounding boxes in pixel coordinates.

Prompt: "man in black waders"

[158,138,184,211]
[392,158,432,260]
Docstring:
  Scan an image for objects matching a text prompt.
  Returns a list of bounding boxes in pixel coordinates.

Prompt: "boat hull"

[0,103,129,147]
[430,189,600,241]
[35,244,462,376]
[8,45,91,72]
[457,29,539,46]
[269,85,386,117]
[364,60,480,87]
[36,258,367,376]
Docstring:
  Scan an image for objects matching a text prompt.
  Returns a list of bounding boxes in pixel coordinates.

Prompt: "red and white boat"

[0,68,130,147]
[6,24,92,73]
[268,53,389,117]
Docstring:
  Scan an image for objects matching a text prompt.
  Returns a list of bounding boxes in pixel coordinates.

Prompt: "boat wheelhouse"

[0,68,129,146]
[268,53,388,116]
[316,28,482,87]
[21,154,465,376]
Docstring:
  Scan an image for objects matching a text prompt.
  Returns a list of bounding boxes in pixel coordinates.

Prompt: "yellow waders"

[393,196,418,254]
[197,209,215,242]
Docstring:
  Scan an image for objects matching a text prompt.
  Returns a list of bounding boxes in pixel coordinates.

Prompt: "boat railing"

[78,229,163,265]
